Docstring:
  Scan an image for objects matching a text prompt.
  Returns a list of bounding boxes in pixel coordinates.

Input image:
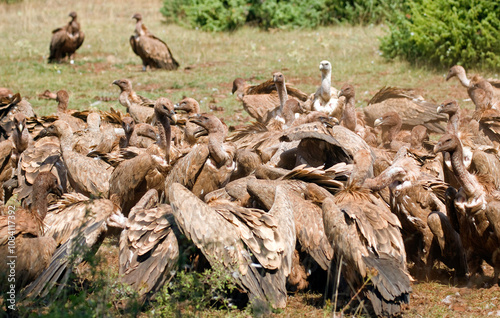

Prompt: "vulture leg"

[426,211,468,278]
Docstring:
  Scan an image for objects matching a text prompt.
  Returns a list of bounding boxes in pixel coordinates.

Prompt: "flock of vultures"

[1,10,500,318]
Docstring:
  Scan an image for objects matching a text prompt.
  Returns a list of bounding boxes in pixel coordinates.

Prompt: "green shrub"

[380,0,500,69]
[161,0,408,31]
[161,0,249,32]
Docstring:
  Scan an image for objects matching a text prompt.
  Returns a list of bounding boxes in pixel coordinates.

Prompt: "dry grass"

[3,0,500,317]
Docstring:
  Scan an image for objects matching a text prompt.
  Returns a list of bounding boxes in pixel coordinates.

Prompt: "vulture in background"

[48,12,85,64]
[446,65,500,110]
[112,79,155,124]
[130,13,179,71]
[363,86,447,133]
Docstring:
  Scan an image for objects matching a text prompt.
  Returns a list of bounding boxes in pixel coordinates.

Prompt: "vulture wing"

[119,189,179,300]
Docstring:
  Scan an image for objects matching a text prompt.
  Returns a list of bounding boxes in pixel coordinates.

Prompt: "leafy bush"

[380,0,500,69]
[161,0,407,31]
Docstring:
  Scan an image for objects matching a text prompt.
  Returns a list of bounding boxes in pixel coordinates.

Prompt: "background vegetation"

[1,0,500,316]
[161,0,500,70]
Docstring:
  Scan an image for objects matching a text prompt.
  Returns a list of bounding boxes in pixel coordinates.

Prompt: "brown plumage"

[319,149,411,316]
[37,120,111,197]
[120,116,157,149]
[112,79,155,124]
[0,172,62,290]
[48,12,85,63]
[364,86,446,133]
[130,13,179,71]
[164,113,235,201]
[174,97,204,146]
[434,134,500,283]
[0,93,35,142]
[0,139,14,202]
[232,74,308,124]
[374,111,412,150]
[169,182,292,308]
[446,65,500,110]
[54,90,86,132]
[23,192,126,298]
[119,189,179,301]
[109,97,179,216]
[370,150,467,277]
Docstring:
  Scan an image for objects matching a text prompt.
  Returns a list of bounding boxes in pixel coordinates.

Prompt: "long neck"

[30,186,50,231]
[57,100,68,113]
[208,129,229,166]
[59,130,74,154]
[447,111,459,134]
[276,82,288,117]
[384,121,402,143]
[363,166,402,191]
[342,95,356,131]
[456,71,471,88]
[135,20,144,36]
[450,144,484,197]
[320,70,331,101]
[157,116,171,163]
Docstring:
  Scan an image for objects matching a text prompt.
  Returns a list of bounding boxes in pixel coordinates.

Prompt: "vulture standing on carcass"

[363,86,447,134]
[303,60,344,118]
[316,149,411,316]
[112,79,155,124]
[130,13,179,71]
[434,134,500,284]
[0,172,62,290]
[48,12,85,63]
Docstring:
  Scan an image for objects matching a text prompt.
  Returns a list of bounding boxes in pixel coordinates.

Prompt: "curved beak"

[373,118,383,127]
[437,105,443,114]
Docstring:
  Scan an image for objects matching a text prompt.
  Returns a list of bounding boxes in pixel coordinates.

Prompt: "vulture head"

[189,113,226,136]
[13,113,26,135]
[35,120,72,140]
[132,13,143,21]
[121,116,135,136]
[434,133,459,154]
[410,125,428,150]
[437,100,459,115]
[112,79,132,92]
[154,97,177,124]
[273,72,285,88]
[56,90,70,106]
[32,171,64,219]
[231,77,246,97]
[373,111,401,128]
[174,97,200,115]
[446,65,466,82]
[68,11,77,20]
[338,83,355,99]
[319,60,331,73]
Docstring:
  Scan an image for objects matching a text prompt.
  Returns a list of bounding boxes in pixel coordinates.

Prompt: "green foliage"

[161,0,408,31]
[150,262,240,316]
[161,0,249,31]
[380,0,500,69]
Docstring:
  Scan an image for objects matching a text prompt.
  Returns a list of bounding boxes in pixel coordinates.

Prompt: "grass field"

[2,0,500,317]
